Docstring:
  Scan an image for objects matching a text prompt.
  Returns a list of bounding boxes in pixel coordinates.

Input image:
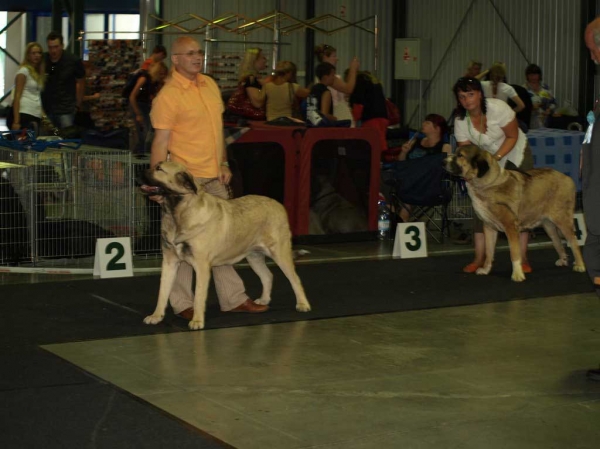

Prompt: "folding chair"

[382,152,453,243]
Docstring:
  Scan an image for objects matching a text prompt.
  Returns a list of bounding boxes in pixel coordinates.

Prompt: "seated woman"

[398,113,451,161]
[233,47,269,117]
[263,61,310,121]
[395,114,451,222]
[523,63,556,129]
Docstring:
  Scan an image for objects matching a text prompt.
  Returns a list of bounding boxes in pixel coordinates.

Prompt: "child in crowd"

[306,62,337,125]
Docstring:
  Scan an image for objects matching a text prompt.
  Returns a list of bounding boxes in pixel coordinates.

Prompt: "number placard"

[571,213,587,247]
[392,222,428,259]
[93,237,134,278]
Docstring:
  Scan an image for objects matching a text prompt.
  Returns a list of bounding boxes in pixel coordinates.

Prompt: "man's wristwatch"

[495,153,503,161]
[221,161,230,167]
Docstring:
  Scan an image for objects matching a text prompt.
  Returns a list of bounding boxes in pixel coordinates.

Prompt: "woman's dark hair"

[452,77,487,120]
[315,62,336,80]
[525,63,543,79]
[424,113,449,138]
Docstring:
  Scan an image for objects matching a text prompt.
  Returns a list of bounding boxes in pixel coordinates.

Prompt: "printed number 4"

[573,218,583,240]
[105,242,126,271]
[405,225,422,251]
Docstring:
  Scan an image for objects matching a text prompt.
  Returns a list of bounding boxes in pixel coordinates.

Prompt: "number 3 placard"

[392,222,428,259]
[93,237,134,278]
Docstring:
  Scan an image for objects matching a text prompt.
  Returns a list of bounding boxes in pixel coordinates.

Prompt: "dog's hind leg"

[270,243,311,312]
[144,251,180,325]
[541,218,569,267]
[246,252,274,306]
[552,217,586,272]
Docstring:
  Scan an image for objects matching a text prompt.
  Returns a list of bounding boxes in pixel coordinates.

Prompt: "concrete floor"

[43,293,600,448]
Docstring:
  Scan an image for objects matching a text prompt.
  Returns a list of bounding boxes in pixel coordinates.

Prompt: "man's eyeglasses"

[174,50,204,57]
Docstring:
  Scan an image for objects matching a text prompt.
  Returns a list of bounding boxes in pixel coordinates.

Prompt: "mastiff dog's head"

[443,145,499,185]
[139,161,198,196]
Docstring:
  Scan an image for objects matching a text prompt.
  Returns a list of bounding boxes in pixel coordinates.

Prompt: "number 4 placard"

[572,213,587,247]
[93,237,134,278]
[392,222,428,259]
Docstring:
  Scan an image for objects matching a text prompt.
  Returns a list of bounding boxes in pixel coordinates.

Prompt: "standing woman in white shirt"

[452,77,534,274]
[10,42,45,133]
[480,62,525,113]
[314,44,359,124]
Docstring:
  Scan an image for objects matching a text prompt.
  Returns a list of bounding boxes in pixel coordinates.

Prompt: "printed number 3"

[405,225,422,251]
[106,242,126,271]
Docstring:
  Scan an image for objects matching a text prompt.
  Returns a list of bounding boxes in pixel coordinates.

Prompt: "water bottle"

[377,200,391,240]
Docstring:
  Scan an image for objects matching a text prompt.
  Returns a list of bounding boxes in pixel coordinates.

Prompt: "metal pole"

[373,14,378,79]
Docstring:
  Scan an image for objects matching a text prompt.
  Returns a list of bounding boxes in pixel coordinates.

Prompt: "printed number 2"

[404,225,422,251]
[105,242,126,271]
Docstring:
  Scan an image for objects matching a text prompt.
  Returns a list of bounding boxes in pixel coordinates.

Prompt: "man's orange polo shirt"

[151,70,224,178]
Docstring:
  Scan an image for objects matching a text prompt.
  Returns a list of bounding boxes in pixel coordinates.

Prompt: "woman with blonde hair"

[481,62,525,113]
[9,42,45,133]
[237,47,269,109]
[263,60,310,121]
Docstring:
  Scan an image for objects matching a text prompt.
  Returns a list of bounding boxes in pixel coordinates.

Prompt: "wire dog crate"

[0,145,162,265]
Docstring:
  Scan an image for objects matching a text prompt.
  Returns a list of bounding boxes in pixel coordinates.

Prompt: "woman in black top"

[129,61,168,155]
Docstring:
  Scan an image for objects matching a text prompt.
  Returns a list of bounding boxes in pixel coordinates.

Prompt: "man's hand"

[219,165,232,185]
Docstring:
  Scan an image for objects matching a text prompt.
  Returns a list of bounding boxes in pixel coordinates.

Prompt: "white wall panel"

[403,0,582,129]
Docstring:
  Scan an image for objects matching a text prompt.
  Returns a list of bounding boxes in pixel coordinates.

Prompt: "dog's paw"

[573,264,586,273]
[296,302,311,312]
[254,298,272,306]
[511,271,526,282]
[143,314,164,325]
[475,267,490,275]
[555,258,569,267]
[188,319,205,331]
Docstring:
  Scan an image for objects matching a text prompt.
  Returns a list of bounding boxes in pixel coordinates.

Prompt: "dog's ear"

[177,172,198,194]
[473,154,490,178]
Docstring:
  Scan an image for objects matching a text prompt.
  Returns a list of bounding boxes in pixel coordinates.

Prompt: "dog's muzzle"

[140,184,166,195]
[443,156,462,176]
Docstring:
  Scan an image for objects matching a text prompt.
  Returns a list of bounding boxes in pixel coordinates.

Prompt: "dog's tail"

[293,249,311,259]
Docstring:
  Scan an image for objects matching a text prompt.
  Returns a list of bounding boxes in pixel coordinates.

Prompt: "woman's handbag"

[385,98,401,126]
[226,85,266,120]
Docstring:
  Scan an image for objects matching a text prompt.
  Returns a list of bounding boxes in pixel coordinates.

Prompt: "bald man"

[149,36,268,319]
[583,18,600,381]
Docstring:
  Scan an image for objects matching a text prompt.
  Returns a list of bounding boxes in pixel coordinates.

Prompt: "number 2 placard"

[93,237,134,278]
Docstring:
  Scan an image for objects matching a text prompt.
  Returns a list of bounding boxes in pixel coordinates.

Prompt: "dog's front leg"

[188,261,211,331]
[144,251,180,325]
[476,225,498,276]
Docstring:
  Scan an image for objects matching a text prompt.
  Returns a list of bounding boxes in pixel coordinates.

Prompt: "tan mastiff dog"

[140,161,311,330]
[444,145,586,282]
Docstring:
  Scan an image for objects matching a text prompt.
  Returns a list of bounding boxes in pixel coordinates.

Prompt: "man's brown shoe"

[176,307,194,321]
[228,299,268,313]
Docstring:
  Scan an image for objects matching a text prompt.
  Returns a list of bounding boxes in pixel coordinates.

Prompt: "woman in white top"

[453,77,534,274]
[263,61,310,121]
[10,42,45,133]
[480,63,525,113]
[314,44,359,124]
